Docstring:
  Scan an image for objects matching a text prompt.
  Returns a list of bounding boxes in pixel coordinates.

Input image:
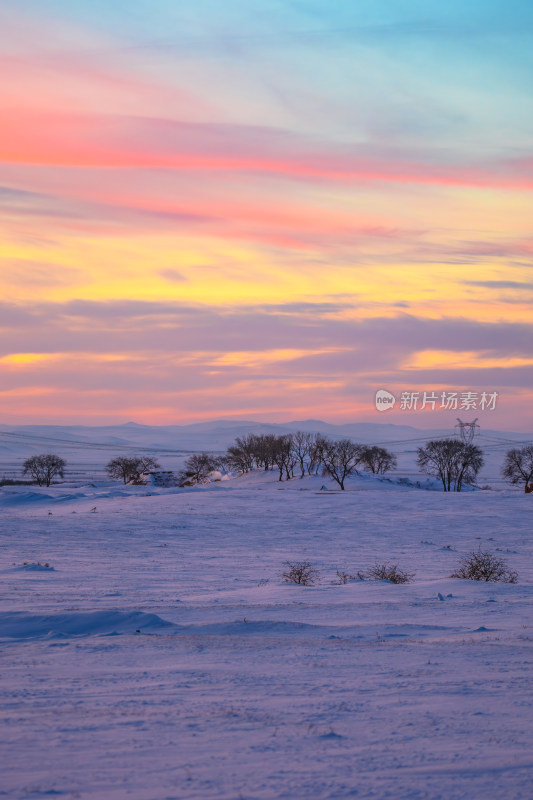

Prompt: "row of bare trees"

[183,437,533,493]
[416,440,533,492]
[19,454,162,487]
[18,442,533,493]
[181,432,397,490]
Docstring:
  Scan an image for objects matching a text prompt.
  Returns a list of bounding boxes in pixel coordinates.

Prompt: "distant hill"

[0,418,531,456]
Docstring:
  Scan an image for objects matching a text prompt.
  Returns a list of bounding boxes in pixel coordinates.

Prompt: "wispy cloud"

[1,2,532,425]
[463,280,533,290]
[3,111,533,191]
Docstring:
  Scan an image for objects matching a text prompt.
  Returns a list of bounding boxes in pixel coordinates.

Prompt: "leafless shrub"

[333,569,356,584]
[450,548,518,583]
[364,562,415,584]
[282,561,321,585]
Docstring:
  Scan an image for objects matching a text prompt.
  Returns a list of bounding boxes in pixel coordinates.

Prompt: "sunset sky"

[1,0,532,428]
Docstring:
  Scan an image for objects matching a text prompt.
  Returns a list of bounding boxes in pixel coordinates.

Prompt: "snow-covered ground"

[1,464,532,800]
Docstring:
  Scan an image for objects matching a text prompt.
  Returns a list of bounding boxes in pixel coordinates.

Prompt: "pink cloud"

[2,111,532,192]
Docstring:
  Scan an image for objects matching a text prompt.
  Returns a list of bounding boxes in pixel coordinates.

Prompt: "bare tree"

[179,452,221,485]
[291,431,313,477]
[237,435,259,470]
[455,444,484,492]
[225,434,258,474]
[321,438,364,490]
[360,446,397,475]
[264,433,281,471]
[137,455,162,475]
[417,439,483,492]
[502,445,533,492]
[272,434,296,481]
[308,433,327,475]
[417,439,457,491]
[22,454,66,487]
[106,455,160,484]
[249,433,278,471]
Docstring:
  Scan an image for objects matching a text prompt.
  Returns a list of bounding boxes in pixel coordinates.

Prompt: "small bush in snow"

[333,569,356,584]
[364,562,415,584]
[450,549,518,583]
[282,561,320,586]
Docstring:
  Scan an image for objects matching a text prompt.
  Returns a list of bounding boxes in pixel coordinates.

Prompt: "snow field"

[1,480,532,799]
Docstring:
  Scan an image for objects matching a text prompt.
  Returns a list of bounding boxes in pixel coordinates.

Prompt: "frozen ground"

[1,470,533,799]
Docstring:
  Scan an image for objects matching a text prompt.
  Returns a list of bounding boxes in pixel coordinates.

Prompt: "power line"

[1,428,530,457]
[0,431,190,455]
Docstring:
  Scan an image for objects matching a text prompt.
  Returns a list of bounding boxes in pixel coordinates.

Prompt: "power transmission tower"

[455,418,479,444]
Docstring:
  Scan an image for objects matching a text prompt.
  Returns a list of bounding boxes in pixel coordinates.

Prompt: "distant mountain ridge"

[0,419,531,458]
